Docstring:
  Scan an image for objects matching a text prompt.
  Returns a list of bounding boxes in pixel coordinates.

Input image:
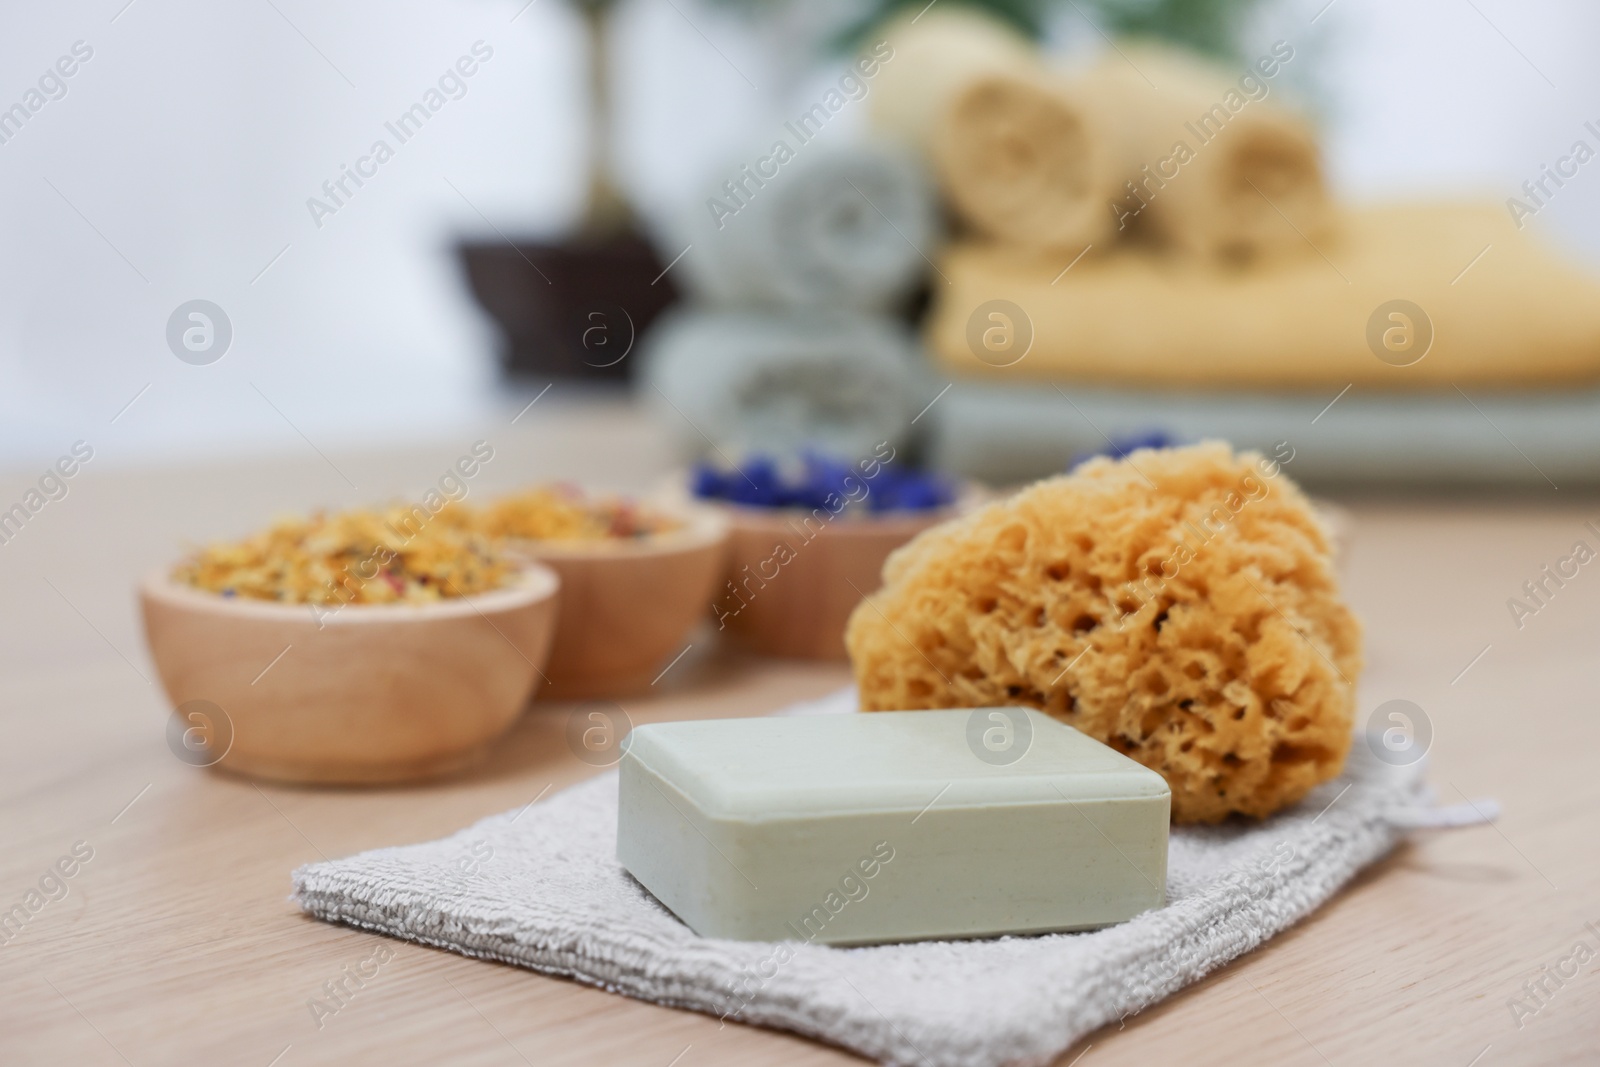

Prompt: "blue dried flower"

[1069,431,1180,471]
[691,452,955,513]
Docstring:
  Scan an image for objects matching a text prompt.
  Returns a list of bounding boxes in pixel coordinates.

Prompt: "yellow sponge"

[846,442,1361,823]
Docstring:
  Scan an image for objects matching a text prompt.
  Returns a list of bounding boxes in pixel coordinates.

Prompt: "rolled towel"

[932,70,1119,253]
[640,308,929,462]
[867,6,1039,157]
[669,143,937,313]
[1084,42,1332,262]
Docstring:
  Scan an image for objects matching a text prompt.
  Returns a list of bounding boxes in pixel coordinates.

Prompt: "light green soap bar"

[616,708,1170,945]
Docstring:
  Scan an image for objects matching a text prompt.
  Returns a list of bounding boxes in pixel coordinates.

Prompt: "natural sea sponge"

[846,442,1361,823]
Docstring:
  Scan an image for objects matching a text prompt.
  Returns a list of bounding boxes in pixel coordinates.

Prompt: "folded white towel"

[293,689,1440,1067]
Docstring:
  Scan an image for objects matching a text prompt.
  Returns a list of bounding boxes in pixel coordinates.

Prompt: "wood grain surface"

[1,397,1595,1066]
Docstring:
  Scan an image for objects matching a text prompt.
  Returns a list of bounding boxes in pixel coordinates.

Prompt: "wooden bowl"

[139,565,560,784]
[501,504,729,698]
[713,501,967,661]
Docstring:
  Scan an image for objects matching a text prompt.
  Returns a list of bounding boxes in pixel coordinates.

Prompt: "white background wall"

[2,0,1598,468]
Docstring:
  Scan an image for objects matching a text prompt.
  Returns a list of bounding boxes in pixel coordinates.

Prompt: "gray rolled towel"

[640,308,930,462]
[665,142,938,312]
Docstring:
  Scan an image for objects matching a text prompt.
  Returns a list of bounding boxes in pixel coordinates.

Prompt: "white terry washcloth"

[292,689,1481,1067]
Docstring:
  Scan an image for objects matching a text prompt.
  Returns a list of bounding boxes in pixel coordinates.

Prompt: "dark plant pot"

[457,230,679,381]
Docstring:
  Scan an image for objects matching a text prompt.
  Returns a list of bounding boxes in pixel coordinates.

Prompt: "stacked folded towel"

[642,143,937,461]
[869,8,1600,388]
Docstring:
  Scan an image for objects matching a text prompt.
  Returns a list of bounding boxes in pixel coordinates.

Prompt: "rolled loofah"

[932,69,1117,253]
[1081,42,1332,264]
[867,6,1039,158]
[846,442,1361,823]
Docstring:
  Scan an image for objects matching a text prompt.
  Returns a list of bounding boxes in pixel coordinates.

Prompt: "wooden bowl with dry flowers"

[479,487,729,698]
[139,506,559,784]
[685,451,978,661]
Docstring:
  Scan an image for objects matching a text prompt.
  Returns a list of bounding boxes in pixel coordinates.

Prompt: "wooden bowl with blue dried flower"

[691,449,977,660]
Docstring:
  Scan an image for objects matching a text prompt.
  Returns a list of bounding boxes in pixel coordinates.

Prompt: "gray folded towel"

[665,142,937,312]
[640,307,930,461]
[293,689,1447,1067]
[923,381,1600,488]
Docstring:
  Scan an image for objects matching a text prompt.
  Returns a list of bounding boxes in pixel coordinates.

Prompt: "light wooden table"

[2,398,1596,1066]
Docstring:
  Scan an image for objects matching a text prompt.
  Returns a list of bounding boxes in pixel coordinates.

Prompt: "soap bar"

[617,708,1170,945]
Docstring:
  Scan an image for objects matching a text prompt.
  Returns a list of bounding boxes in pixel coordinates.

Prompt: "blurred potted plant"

[458,0,678,382]
[832,0,1263,59]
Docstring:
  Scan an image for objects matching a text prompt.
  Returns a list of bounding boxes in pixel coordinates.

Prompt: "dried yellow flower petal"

[478,486,678,542]
[173,503,512,605]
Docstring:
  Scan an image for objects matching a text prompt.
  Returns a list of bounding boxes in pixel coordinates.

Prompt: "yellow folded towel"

[925,203,1600,388]
[1082,43,1332,263]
